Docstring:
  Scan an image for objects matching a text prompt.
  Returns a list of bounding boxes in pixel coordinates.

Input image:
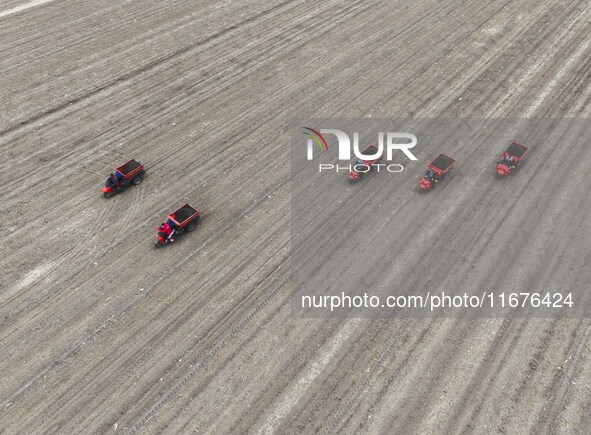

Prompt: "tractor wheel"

[186,221,197,232]
[132,175,143,185]
[103,191,112,198]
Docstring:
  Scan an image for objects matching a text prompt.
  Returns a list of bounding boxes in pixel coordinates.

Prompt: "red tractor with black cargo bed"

[496,141,528,176]
[156,203,201,246]
[419,153,456,190]
[348,144,384,181]
[103,159,145,198]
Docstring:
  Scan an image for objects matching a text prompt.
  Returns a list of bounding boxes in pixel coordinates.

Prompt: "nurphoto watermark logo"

[302,126,418,178]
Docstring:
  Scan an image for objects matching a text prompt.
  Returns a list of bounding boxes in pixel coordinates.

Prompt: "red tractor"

[103,159,145,198]
[419,153,456,190]
[156,204,201,246]
[348,144,384,181]
[496,141,528,176]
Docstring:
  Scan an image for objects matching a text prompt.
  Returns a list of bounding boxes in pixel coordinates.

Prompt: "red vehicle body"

[156,203,201,246]
[103,159,145,197]
[419,153,456,190]
[496,141,528,176]
[347,144,384,181]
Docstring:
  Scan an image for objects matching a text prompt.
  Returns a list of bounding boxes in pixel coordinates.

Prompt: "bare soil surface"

[0,0,590,433]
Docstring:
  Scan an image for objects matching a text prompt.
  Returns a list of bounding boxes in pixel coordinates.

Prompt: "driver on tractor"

[502,154,515,167]
[107,172,123,189]
[425,169,438,183]
[158,219,176,243]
